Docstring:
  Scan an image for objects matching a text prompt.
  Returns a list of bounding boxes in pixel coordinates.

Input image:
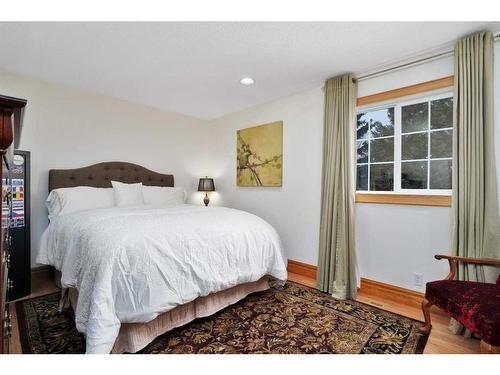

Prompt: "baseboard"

[287,259,317,280]
[31,265,54,278]
[286,259,424,308]
[359,278,424,308]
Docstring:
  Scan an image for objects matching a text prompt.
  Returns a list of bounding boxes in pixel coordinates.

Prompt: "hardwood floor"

[7,270,480,354]
[8,269,59,354]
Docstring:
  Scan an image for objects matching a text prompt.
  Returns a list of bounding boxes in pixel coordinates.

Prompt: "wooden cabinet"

[0,95,26,354]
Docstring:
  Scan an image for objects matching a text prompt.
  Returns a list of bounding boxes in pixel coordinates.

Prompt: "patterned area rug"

[16,282,429,354]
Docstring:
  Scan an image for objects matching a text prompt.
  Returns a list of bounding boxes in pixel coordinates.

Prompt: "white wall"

[0,70,211,266]
[207,52,500,292]
[207,88,324,266]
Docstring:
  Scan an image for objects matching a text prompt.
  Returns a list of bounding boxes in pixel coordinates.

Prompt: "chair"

[421,254,500,354]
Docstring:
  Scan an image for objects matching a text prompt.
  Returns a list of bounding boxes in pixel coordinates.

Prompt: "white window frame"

[356,90,453,196]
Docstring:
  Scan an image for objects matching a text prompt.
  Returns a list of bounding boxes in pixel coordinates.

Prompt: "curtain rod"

[355,33,500,82]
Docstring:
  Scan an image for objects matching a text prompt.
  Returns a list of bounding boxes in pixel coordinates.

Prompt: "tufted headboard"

[48,161,174,192]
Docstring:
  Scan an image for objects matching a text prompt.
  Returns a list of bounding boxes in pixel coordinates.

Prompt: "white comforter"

[37,204,287,353]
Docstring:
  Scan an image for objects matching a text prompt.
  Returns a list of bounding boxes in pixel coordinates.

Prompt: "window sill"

[355,193,451,207]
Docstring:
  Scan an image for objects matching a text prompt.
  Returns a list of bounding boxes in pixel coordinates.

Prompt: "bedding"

[142,185,186,206]
[46,186,114,221]
[111,180,145,206]
[37,204,287,353]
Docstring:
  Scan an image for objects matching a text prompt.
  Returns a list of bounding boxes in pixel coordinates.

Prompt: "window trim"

[356,76,454,106]
[355,193,451,207]
[355,77,454,207]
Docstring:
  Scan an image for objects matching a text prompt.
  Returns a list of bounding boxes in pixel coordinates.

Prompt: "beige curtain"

[451,31,500,333]
[317,74,357,299]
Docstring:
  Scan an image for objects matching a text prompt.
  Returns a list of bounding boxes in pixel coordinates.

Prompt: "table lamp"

[198,177,215,206]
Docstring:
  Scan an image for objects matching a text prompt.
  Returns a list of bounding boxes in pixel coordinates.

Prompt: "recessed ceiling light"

[240,77,255,86]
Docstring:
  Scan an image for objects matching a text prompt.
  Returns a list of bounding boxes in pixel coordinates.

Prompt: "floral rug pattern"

[16,281,428,354]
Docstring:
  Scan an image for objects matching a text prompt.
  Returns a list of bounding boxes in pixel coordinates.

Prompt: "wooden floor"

[8,270,60,354]
[7,270,480,354]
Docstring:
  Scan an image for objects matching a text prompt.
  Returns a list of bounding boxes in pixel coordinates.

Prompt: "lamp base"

[203,192,210,207]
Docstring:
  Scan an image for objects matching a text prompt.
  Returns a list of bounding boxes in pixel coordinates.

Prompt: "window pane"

[402,102,428,133]
[430,129,452,158]
[430,159,452,189]
[357,108,394,139]
[357,165,368,191]
[369,108,394,138]
[401,161,428,189]
[370,163,393,191]
[370,137,394,162]
[357,140,368,163]
[357,114,369,140]
[431,97,453,129]
[402,133,428,160]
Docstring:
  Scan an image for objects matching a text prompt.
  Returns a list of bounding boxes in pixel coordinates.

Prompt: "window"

[356,93,453,194]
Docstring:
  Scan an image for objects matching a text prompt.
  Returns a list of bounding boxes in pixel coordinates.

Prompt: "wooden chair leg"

[419,298,433,334]
[480,340,500,354]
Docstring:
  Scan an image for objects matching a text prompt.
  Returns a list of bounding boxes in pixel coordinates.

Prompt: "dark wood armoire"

[0,95,27,354]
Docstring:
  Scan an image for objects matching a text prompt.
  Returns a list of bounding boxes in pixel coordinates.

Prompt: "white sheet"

[37,204,287,353]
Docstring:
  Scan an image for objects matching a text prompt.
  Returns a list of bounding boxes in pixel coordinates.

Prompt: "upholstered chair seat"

[425,279,500,346]
[420,255,500,353]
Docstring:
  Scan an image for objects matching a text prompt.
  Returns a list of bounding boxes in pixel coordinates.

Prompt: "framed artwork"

[237,121,283,187]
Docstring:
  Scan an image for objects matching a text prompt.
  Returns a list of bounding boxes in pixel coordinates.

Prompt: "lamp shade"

[198,177,215,192]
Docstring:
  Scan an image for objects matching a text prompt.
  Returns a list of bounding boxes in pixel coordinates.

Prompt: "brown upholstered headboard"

[49,161,174,192]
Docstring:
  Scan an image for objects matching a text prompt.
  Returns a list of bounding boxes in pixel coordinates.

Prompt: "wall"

[208,51,500,292]
[0,70,210,266]
[207,88,324,266]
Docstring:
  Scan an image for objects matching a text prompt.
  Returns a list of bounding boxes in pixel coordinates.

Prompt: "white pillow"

[142,186,186,206]
[46,186,115,220]
[111,181,145,207]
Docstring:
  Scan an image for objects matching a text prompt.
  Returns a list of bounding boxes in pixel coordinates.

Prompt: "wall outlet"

[414,273,424,287]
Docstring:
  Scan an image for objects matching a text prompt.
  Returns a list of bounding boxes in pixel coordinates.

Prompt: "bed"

[36,162,287,354]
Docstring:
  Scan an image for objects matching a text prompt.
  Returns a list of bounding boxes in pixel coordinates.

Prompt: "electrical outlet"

[414,273,424,287]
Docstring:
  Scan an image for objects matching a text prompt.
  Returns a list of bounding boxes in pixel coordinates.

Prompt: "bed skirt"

[57,275,270,353]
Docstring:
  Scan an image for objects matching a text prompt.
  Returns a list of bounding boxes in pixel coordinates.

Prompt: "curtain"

[317,74,357,299]
[451,31,500,334]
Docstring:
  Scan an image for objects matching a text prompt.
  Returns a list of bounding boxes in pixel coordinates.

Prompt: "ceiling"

[0,22,499,120]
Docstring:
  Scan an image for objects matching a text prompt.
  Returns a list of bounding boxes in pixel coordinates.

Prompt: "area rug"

[16,281,429,354]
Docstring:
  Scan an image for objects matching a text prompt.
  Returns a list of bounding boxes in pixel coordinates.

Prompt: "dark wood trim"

[434,254,500,281]
[356,193,451,207]
[30,265,54,278]
[287,259,317,280]
[435,254,500,267]
[420,299,433,334]
[0,95,27,109]
[0,108,14,152]
[357,76,454,107]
